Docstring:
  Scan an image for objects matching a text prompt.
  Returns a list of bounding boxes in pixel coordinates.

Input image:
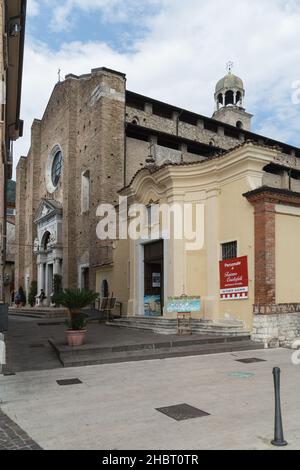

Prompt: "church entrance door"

[144,241,164,317]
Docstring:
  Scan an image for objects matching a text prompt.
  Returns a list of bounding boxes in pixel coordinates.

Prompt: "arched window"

[218,94,223,105]
[131,116,140,125]
[42,231,51,251]
[225,90,234,106]
[236,91,242,105]
[236,121,243,129]
[209,139,215,147]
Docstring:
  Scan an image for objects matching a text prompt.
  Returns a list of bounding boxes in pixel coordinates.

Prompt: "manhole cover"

[56,378,83,386]
[228,371,255,379]
[156,403,210,421]
[236,358,266,364]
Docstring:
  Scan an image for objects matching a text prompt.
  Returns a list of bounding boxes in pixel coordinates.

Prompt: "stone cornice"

[243,186,300,206]
[121,142,277,200]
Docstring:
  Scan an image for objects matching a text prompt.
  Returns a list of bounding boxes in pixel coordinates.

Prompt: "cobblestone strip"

[0,409,42,450]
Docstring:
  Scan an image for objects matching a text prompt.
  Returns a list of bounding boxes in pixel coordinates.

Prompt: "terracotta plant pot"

[66,329,87,347]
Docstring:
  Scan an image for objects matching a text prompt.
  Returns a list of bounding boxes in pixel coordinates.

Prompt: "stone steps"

[50,335,264,368]
[107,317,248,337]
[9,308,67,319]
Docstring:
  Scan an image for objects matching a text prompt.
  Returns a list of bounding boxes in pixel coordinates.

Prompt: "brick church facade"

[15,66,300,343]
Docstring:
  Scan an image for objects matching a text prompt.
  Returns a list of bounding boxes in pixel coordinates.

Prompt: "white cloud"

[27,0,40,17]
[47,0,163,31]
[14,0,300,177]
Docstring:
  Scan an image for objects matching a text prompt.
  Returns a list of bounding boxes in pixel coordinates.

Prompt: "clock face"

[46,145,63,194]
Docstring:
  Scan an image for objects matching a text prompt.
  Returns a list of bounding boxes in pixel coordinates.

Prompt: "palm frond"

[55,288,98,310]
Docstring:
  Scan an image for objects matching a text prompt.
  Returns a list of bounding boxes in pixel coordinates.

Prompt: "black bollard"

[271,367,288,447]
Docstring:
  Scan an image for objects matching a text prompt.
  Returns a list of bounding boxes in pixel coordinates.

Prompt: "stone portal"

[34,200,63,305]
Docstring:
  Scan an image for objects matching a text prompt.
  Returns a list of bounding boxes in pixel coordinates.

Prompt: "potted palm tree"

[54,288,98,347]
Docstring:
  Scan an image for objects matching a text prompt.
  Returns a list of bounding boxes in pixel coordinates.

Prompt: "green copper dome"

[215,73,244,94]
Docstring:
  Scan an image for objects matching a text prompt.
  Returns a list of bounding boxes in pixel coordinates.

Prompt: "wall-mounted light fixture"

[9,19,21,38]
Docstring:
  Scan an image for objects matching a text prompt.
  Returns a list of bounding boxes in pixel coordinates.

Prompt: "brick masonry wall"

[245,188,300,346]
[245,189,300,308]
[253,200,276,305]
[74,70,125,289]
[126,106,242,150]
[16,69,126,293]
[252,313,300,347]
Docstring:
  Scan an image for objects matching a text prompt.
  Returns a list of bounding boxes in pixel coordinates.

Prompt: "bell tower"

[212,63,253,131]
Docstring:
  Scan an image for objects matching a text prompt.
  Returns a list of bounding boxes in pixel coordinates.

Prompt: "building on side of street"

[15,65,300,344]
[0,0,26,304]
[5,180,16,304]
[111,141,300,345]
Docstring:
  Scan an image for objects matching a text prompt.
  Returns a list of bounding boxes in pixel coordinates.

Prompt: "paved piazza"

[0,348,299,450]
[0,409,41,450]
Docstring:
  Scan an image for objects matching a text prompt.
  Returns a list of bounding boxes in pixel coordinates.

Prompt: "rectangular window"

[221,241,237,260]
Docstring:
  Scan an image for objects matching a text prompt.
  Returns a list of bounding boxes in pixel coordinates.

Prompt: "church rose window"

[51,150,63,187]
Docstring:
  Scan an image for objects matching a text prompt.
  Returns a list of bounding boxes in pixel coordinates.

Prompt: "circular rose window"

[51,150,63,187]
[46,145,63,193]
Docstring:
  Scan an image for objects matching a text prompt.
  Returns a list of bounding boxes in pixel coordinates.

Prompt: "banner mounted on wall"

[219,256,249,300]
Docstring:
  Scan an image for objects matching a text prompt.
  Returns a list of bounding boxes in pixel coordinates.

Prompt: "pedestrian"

[38,289,46,306]
[15,291,21,308]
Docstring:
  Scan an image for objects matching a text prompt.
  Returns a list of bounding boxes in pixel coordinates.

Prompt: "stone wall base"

[252,313,300,348]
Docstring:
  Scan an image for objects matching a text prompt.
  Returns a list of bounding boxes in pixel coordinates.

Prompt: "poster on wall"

[152,273,161,288]
[144,295,161,316]
[219,256,249,300]
[166,296,201,313]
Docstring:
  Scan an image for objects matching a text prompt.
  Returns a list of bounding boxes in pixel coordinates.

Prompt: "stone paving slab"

[0,409,42,450]
[4,318,63,373]
[0,348,299,450]
[5,317,255,372]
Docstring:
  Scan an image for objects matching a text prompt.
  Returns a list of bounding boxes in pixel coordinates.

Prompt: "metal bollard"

[271,367,288,447]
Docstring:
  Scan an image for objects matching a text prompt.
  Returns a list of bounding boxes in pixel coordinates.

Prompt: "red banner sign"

[219,256,249,300]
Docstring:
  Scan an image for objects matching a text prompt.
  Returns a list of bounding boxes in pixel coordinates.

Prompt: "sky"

[13,0,300,176]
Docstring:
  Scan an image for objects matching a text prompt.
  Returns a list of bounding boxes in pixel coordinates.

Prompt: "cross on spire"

[226,61,234,74]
